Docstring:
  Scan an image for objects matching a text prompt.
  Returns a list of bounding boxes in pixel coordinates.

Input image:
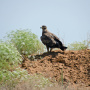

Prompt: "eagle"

[40,25,67,52]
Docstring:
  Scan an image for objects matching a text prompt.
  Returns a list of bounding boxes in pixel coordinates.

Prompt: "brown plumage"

[40,25,67,52]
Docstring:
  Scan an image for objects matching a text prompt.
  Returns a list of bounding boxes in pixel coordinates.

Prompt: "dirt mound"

[21,50,90,87]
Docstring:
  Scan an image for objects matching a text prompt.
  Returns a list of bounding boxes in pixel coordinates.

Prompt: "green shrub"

[68,41,87,50]
[0,41,22,71]
[7,29,44,55]
[0,29,51,90]
[0,68,30,86]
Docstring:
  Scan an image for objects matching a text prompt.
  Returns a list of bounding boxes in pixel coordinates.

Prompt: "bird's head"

[40,25,47,30]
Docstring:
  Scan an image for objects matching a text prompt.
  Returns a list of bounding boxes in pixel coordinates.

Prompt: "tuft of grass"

[7,29,45,55]
[29,74,53,88]
[61,68,63,86]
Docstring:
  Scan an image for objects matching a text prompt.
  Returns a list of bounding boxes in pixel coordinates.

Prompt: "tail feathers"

[60,46,67,51]
[56,40,67,51]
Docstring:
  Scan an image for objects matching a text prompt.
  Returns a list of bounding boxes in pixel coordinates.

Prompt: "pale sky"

[0,0,90,45]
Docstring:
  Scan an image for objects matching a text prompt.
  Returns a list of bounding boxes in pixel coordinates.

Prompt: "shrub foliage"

[7,29,44,55]
[68,41,87,50]
[0,41,22,71]
[0,29,45,86]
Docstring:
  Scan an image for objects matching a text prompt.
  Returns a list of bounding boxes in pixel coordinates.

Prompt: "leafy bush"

[0,29,52,90]
[0,41,22,70]
[68,41,87,50]
[0,41,26,86]
[7,29,44,55]
[0,68,30,89]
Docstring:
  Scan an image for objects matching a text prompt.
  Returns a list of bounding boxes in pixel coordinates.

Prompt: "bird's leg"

[50,48,53,52]
[46,46,49,52]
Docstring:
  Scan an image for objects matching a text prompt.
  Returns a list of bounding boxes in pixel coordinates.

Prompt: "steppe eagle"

[40,25,67,52]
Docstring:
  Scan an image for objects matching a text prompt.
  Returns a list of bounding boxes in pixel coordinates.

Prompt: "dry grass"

[1,81,90,90]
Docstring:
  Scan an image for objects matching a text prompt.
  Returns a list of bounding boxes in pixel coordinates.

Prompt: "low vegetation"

[0,41,22,71]
[0,72,53,90]
[68,40,90,50]
[0,41,32,89]
[7,29,45,55]
[0,29,50,90]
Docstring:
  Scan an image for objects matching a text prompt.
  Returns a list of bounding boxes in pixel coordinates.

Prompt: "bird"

[40,25,67,52]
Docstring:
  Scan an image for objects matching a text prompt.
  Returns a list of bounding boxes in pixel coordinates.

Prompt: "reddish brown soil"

[21,50,90,87]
